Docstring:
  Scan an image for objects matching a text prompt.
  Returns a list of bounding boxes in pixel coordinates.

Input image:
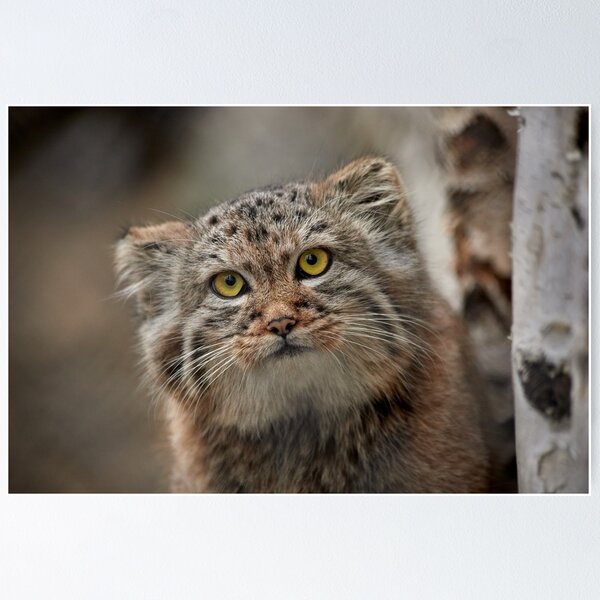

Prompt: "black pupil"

[305,254,318,266]
[225,274,236,287]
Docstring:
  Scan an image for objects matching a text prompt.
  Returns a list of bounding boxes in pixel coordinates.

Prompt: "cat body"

[116,157,490,492]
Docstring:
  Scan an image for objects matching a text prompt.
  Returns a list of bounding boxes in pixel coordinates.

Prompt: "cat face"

[116,157,429,430]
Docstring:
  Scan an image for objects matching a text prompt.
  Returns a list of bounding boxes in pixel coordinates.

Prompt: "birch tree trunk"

[512,107,589,493]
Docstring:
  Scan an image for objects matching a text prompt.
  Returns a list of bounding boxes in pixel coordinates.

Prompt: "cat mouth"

[267,342,310,359]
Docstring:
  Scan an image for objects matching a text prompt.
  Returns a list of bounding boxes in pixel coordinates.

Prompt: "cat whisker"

[318,332,364,372]
[334,334,394,366]
[349,314,442,344]
[146,207,191,224]
[191,355,239,421]
[188,352,237,398]
[343,324,439,362]
[154,342,232,414]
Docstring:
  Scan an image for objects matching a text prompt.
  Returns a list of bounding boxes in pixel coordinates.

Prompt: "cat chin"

[209,349,375,432]
[264,341,311,360]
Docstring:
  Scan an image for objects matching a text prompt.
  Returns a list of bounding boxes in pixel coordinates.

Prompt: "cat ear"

[317,157,414,235]
[114,221,192,318]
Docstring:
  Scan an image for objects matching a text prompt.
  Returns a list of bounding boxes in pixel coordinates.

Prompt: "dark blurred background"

[9,107,454,492]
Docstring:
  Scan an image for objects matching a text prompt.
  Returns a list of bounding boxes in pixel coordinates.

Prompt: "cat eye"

[297,248,331,278]
[211,271,247,298]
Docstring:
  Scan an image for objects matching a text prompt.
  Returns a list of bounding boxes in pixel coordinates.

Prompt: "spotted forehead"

[215,184,313,227]
[195,184,332,264]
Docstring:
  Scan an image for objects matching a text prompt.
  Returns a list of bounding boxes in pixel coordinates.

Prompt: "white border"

[2,2,599,598]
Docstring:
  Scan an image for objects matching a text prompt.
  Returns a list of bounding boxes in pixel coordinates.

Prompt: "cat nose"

[267,317,296,337]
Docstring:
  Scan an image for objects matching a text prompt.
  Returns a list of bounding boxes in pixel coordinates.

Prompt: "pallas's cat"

[116,158,489,492]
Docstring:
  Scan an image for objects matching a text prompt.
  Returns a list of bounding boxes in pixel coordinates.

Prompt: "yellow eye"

[297,248,330,277]
[212,272,246,298]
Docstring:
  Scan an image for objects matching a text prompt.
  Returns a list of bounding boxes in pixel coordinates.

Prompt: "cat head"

[116,157,430,431]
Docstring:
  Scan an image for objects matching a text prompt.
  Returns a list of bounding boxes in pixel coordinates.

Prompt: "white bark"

[512,107,589,493]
